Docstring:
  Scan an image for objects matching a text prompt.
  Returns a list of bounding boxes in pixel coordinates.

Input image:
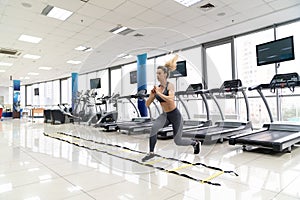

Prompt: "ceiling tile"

[89,0,127,10]
[67,13,97,27]
[100,10,134,25]
[128,0,164,9]
[268,0,300,10]
[113,1,148,17]
[187,15,216,28]
[135,9,167,24]
[151,16,183,29]
[77,3,110,19]
[241,4,274,19]
[229,0,266,12]
[151,0,185,15]
[171,8,203,22]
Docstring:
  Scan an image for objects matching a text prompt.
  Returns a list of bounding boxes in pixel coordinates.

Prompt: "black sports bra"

[155,82,169,102]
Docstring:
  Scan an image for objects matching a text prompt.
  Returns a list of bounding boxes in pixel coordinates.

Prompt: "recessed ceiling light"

[24,77,30,79]
[39,66,52,70]
[0,62,13,66]
[18,34,42,43]
[117,53,133,59]
[28,72,39,75]
[0,70,5,72]
[23,54,41,59]
[41,5,73,21]
[123,54,133,59]
[75,46,93,52]
[117,53,127,58]
[67,60,82,64]
[173,0,203,7]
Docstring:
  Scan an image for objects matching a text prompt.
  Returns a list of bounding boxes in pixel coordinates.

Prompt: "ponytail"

[164,54,178,72]
[157,54,179,78]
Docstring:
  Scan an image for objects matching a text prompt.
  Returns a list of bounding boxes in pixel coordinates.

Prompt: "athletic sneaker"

[142,153,156,162]
[193,141,200,154]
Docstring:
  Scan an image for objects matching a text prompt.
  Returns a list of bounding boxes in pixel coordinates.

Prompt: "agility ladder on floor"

[43,131,238,186]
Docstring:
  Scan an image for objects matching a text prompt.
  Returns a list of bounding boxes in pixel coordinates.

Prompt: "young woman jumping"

[142,55,200,162]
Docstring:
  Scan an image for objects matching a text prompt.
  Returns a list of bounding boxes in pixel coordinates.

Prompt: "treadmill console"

[186,83,203,94]
[221,79,243,92]
[269,72,299,92]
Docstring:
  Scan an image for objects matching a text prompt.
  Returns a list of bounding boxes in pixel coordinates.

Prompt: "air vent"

[109,25,135,36]
[199,3,215,12]
[0,48,19,56]
[133,33,144,37]
[118,28,134,36]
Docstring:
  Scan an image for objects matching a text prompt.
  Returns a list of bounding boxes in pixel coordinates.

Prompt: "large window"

[110,68,122,95]
[204,41,235,122]
[235,29,276,127]
[61,78,71,105]
[26,85,32,106]
[276,21,300,121]
[205,41,232,89]
[52,80,60,105]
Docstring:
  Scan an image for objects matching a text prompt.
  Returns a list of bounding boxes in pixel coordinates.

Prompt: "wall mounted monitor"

[34,88,39,96]
[90,78,101,89]
[256,36,295,66]
[170,60,187,78]
[130,71,137,84]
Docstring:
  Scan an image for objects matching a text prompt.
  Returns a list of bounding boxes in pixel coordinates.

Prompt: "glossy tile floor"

[1,118,300,200]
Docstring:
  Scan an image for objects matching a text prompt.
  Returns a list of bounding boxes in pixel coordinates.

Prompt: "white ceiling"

[0,0,300,87]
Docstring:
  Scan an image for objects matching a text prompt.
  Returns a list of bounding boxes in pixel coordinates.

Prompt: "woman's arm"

[146,87,156,107]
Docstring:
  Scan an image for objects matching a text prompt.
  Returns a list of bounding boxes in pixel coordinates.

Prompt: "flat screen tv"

[34,88,39,96]
[130,71,137,84]
[256,36,295,66]
[169,60,187,78]
[90,78,101,89]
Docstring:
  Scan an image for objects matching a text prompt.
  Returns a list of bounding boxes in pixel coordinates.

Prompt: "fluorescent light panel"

[173,0,203,7]
[39,67,52,70]
[23,54,41,59]
[0,70,5,72]
[117,53,133,59]
[0,62,13,66]
[42,5,73,21]
[113,26,128,34]
[75,46,92,52]
[123,54,133,59]
[18,34,42,43]
[28,72,39,75]
[67,60,81,64]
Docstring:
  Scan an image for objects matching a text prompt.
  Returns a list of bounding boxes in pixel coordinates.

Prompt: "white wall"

[0,86,13,110]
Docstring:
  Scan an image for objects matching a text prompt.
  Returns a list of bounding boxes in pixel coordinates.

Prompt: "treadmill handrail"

[248,84,270,91]
[209,86,247,93]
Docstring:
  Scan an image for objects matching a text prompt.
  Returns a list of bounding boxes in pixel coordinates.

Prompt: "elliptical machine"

[94,93,119,128]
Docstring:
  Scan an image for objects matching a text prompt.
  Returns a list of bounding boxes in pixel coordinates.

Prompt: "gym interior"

[0,0,300,199]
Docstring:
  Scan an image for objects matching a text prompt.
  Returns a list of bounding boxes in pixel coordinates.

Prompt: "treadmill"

[115,90,159,135]
[229,73,300,152]
[157,83,212,139]
[182,79,253,143]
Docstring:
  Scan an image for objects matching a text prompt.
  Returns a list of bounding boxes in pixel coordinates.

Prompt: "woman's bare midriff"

[160,101,176,113]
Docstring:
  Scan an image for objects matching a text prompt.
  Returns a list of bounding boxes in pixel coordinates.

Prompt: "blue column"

[13,80,21,118]
[71,73,78,112]
[137,53,148,117]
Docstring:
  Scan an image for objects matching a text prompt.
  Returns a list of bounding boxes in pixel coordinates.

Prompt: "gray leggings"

[149,108,195,152]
